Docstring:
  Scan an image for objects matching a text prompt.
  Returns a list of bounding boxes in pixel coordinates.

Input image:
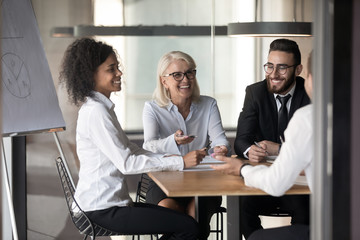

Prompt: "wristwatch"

[239,163,250,178]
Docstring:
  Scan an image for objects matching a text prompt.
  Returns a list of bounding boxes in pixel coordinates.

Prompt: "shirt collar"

[166,101,174,111]
[91,91,115,111]
[274,81,296,99]
[165,100,197,112]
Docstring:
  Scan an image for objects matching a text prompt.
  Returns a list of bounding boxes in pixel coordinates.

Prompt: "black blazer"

[234,76,311,156]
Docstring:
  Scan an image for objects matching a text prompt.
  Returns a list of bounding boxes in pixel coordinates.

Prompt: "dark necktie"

[277,94,291,141]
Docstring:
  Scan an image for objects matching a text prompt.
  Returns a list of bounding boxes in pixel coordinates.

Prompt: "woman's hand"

[211,145,228,157]
[174,129,196,145]
[183,149,207,168]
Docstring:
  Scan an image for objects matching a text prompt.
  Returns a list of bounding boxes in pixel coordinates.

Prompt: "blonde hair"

[152,51,200,107]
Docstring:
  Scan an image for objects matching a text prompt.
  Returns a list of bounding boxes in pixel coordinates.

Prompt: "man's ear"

[295,64,303,76]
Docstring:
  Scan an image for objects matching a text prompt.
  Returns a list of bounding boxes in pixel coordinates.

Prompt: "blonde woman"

[143,51,230,239]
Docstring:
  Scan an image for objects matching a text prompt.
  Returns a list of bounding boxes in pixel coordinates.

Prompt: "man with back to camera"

[212,51,314,240]
[233,39,311,239]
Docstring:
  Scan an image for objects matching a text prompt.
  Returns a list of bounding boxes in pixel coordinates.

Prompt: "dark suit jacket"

[234,76,311,156]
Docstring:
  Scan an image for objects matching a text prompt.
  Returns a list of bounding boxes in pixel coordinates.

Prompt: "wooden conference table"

[148,165,310,198]
[148,160,310,232]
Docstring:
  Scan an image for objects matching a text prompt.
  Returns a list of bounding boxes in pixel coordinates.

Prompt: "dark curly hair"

[59,38,115,106]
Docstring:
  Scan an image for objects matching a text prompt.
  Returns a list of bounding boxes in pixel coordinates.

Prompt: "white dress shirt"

[142,95,230,155]
[274,82,296,112]
[74,92,184,212]
[241,104,314,196]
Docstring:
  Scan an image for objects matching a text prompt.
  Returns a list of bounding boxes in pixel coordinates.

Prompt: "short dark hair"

[59,38,115,105]
[269,39,301,65]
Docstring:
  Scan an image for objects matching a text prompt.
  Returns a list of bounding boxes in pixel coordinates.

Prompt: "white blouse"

[242,104,314,196]
[142,95,230,155]
[74,92,184,211]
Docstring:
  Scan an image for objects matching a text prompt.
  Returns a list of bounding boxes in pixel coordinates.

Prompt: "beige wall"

[28,0,93,170]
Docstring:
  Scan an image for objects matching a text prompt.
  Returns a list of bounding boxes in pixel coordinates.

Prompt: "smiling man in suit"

[234,39,311,239]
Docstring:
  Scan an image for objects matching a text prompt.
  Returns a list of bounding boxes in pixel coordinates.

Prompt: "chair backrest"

[55,157,120,239]
[135,173,152,203]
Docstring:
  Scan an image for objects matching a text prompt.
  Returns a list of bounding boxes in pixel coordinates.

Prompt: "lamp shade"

[51,25,228,37]
[228,22,312,37]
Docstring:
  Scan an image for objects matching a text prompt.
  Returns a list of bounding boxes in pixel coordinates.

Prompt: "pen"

[203,141,212,154]
[254,141,268,154]
[205,141,212,150]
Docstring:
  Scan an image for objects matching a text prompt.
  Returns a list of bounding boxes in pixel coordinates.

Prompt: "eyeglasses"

[163,70,197,81]
[263,63,297,75]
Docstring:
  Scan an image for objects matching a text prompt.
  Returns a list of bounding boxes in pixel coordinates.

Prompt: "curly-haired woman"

[59,38,200,239]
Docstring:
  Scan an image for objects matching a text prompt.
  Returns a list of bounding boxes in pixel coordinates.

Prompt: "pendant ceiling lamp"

[51,25,228,37]
[228,0,312,37]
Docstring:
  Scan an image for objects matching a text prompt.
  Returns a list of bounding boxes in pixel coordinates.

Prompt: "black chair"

[135,173,152,204]
[134,173,227,240]
[55,157,124,240]
[55,157,154,240]
[132,173,157,240]
[209,206,227,240]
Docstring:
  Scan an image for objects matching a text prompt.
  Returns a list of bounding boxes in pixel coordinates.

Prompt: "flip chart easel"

[1,0,66,238]
[1,140,19,240]
[53,132,74,187]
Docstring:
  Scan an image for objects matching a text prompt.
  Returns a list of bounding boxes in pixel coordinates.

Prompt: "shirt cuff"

[161,155,184,171]
[243,146,251,159]
[168,134,181,154]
